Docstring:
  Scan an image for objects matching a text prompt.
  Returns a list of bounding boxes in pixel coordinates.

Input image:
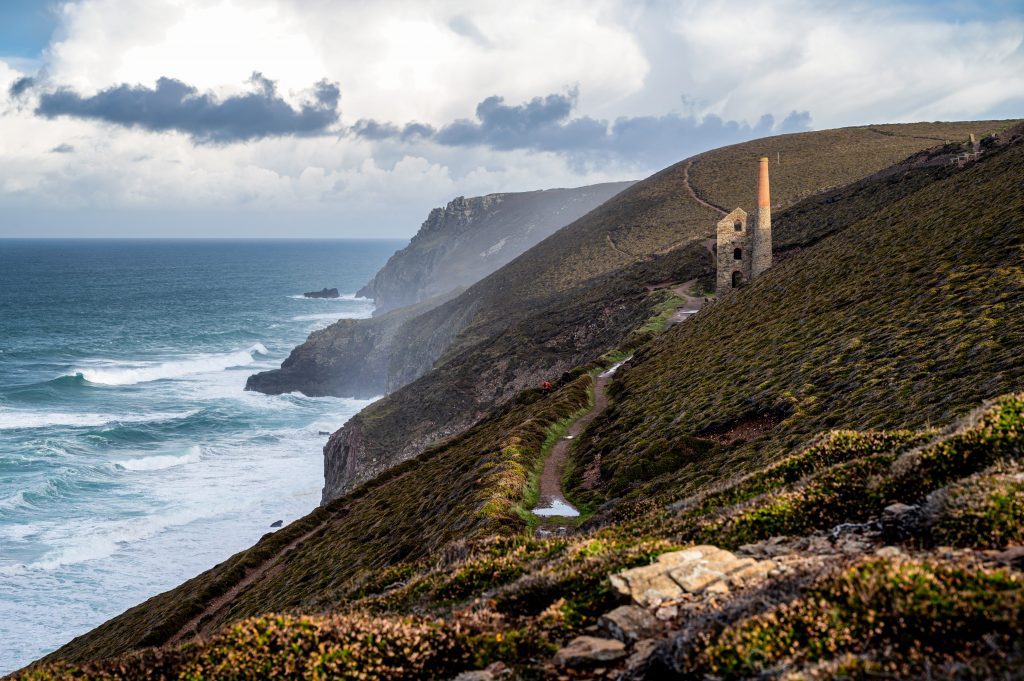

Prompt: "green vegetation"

[329,121,1008,501]
[687,557,1024,680]
[685,394,1024,548]
[21,123,1024,680]
[926,462,1024,548]
[569,131,1024,515]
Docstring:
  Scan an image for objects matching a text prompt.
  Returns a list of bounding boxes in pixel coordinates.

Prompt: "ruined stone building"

[716,157,772,296]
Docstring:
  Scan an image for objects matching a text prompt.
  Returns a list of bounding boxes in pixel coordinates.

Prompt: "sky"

[0,1,1021,238]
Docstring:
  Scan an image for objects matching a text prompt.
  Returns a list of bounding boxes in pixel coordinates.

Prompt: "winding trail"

[532,361,627,534]
[668,280,709,325]
[683,159,729,216]
[166,520,328,645]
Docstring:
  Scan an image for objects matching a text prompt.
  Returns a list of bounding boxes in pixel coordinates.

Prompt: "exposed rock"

[995,545,1024,567]
[552,636,627,668]
[269,520,283,528]
[452,662,508,680]
[359,183,633,315]
[622,639,666,678]
[609,546,777,606]
[245,290,459,399]
[302,287,339,299]
[875,545,905,558]
[598,606,661,644]
[881,502,921,541]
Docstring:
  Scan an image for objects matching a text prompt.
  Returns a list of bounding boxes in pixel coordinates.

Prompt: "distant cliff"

[246,182,632,398]
[358,183,634,314]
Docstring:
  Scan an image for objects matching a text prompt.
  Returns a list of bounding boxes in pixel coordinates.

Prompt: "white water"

[74,343,269,386]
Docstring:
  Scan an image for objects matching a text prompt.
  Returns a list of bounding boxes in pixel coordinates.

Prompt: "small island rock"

[303,288,340,299]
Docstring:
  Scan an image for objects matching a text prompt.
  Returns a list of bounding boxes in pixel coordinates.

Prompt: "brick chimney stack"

[752,157,772,278]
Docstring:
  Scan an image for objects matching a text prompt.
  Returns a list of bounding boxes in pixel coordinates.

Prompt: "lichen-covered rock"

[598,605,661,644]
[552,636,627,668]
[609,545,776,605]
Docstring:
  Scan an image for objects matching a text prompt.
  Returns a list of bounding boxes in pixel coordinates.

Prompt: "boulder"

[881,502,921,541]
[598,605,661,644]
[622,639,667,678]
[609,545,776,605]
[553,636,627,668]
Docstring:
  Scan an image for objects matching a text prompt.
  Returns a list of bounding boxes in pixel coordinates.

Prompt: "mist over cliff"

[358,183,634,314]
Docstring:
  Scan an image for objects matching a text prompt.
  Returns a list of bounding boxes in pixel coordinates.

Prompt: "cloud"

[9,76,34,97]
[356,90,813,168]
[50,143,75,153]
[32,73,342,143]
[448,15,493,48]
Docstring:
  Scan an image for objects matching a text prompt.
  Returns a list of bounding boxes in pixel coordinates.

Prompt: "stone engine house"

[716,157,773,296]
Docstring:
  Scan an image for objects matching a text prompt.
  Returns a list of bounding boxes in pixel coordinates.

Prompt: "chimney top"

[757,157,770,209]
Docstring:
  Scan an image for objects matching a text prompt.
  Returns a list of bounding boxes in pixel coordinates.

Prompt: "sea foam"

[117,445,203,472]
[74,344,269,386]
[0,410,198,430]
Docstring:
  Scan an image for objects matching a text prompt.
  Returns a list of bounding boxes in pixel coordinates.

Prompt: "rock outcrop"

[303,287,339,299]
[358,183,634,314]
[245,290,461,398]
[247,182,631,400]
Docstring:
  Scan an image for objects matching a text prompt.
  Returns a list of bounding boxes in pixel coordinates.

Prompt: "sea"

[0,238,402,674]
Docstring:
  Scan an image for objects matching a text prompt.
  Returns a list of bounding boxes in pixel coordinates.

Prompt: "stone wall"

[715,208,750,296]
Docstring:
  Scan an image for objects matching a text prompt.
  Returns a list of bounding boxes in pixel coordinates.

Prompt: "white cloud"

[0,0,1021,236]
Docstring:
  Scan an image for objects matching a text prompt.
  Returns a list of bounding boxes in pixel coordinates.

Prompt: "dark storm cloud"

[9,76,34,97]
[34,73,341,143]
[351,119,436,141]
[356,91,813,168]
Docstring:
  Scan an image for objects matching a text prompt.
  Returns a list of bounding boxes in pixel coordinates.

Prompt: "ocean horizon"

[0,238,402,673]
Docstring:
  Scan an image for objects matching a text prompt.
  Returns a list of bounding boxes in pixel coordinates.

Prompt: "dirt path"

[533,362,627,534]
[683,160,728,216]
[166,521,327,645]
[668,280,708,325]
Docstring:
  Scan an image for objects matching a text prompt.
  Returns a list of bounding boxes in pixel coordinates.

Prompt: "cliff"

[245,290,463,397]
[24,121,1024,681]
[246,182,632,399]
[358,183,634,315]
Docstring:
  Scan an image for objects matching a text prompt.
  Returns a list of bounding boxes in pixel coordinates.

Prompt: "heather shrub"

[686,557,1024,679]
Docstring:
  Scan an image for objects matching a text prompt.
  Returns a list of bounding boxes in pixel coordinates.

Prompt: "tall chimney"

[752,157,773,278]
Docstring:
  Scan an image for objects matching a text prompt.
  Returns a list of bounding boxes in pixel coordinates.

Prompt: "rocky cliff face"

[245,290,462,398]
[246,182,632,400]
[358,183,634,314]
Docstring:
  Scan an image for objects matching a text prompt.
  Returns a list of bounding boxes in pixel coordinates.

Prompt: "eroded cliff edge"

[358,182,634,315]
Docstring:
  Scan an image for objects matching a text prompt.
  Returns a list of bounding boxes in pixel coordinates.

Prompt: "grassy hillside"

[567,126,1024,515]
[325,121,1007,501]
[40,374,594,664]
[19,122,1024,680]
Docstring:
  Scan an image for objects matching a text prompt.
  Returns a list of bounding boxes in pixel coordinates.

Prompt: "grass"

[567,131,1024,516]
[319,122,1011,501]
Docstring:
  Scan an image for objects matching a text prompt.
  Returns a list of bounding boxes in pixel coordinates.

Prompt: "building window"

[733,248,742,260]
[732,271,744,288]
[734,220,742,231]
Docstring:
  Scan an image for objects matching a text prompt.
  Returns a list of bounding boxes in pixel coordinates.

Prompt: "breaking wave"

[73,344,269,386]
[116,446,203,472]
[0,410,198,431]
